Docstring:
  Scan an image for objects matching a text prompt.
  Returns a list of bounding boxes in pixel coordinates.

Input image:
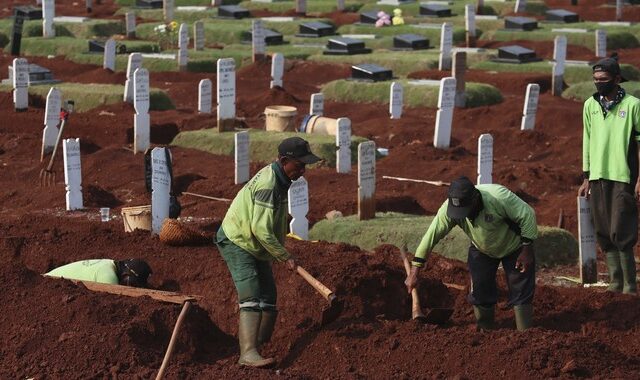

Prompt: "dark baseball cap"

[447,176,477,219]
[278,137,321,164]
[593,57,627,82]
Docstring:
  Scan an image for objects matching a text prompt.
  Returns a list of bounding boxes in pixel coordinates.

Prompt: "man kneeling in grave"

[405,176,538,331]
[215,137,321,368]
[45,259,152,287]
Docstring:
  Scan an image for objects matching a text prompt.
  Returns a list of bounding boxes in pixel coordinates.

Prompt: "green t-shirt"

[45,259,119,284]
[583,93,640,183]
[414,184,538,262]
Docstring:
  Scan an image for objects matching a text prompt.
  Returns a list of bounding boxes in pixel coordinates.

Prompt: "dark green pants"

[589,180,638,252]
[215,228,277,311]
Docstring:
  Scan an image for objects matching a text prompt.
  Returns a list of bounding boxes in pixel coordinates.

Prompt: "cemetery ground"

[1,0,640,378]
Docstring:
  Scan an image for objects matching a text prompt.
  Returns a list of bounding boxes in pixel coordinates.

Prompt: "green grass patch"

[483,27,640,51]
[309,212,578,268]
[171,129,370,167]
[336,23,466,47]
[322,79,502,108]
[562,81,640,102]
[0,83,173,113]
[240,0,364,13]
[310,49,440,77]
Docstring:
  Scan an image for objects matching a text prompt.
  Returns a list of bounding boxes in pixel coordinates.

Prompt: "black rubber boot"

[606,251,623,293]
[257,310,278,348]
[514,304,533,331]
[620,250,638,295]
[473,305,495,331]
[238,310,275,368]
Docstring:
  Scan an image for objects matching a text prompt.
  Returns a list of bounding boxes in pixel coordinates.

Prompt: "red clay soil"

[1,17,640,377]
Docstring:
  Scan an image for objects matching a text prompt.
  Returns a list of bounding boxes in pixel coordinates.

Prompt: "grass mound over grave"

[322,80,502,108]
[16,37,161,57]
[171,129,369,167]
[309,212,578,267]
[0,83,173,113]
[562,81,640,102]
[239,0,364,13]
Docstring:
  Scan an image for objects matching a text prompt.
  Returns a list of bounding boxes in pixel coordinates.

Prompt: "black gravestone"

[298,22,335,37]
[393,34,430,50]
[242,29,284,45]
[323,37,372,55]
[135,0,162,9]
[88,40,126,54]
[419,3,452,17]
[14,6,42,20]
[494,45,542,63]
[504,16,538,31]
[4,63,60,85]
[351,64,393,82]
[218,5,250,19]
[10,11,25,56]
[546,9,579,23]
[360,11,379,24]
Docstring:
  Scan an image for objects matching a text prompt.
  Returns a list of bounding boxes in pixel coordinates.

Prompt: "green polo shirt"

[45,259,119,284]
[414,184,538,265]
[220,162,291,262]
[583,92,640,183]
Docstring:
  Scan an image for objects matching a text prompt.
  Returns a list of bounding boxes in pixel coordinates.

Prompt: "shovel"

[296,266,343,325]
[39,116,68,187]
[400,250,453,325]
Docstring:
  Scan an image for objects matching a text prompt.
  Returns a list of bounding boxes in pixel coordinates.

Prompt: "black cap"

[278,137,321,165]
[119,259,152,287]
[447,176,477,219]
[593,56,627,83]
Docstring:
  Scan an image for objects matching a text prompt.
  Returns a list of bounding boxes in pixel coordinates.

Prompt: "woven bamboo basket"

[159,218,208,246]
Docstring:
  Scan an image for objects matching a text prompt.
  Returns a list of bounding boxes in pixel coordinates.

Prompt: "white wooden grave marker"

[337,0,345,11]
[12,58,29,112]
[235,131,250,184]
[103,39,116,71]
[465,4,476,47]
[439,23,453,71]
[194,21,205,51]
[126,12,136,38]
[520,83,540,131]
[43,0,55,38]
[62,139,84,211]
[433,77,456,149]
[217,58,236,132]
[336,117,351,174]
[310,93,324,116]
[577,196,598,284]
[124,53,143,103]
[63,138,83,211]
[270,53,284,89]
[134,68,150,153]
[552,35,567,96]
[514,0,526,13]
[198,79,212,114]
[296,0,307,14]
[616,0,623,21]
[477,133,493,185]
[595,30,607,58]
[390,82,403,119]
[41,87,61,160]
[178,23,188,71]
[288,177,309,239]
[453,51,466,108]
[164,0,175,23]
[252,20,266,62]
[151,147,171,234]
[358,141,376,220]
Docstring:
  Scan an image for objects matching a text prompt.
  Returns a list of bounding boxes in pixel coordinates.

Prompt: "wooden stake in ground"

[577,197,597,284]
[358,141,376,220]
[156,301,191,380]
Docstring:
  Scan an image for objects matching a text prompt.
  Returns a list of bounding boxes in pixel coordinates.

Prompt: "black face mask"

[595,80,616,96]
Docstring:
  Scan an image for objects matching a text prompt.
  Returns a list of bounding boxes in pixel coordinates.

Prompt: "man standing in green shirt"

[579,56,640,295]
[215,137,320,368]
[405,177,538,331]
[45,259,152,287]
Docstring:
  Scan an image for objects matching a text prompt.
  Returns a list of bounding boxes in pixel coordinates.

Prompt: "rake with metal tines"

[39,114,68,187]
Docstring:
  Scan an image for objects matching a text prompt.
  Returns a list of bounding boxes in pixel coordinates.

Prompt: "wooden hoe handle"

[296,266,335,301]
[400,251,426,320]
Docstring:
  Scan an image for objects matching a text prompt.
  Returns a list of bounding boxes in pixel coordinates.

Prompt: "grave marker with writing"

[552,35,566,96]
[198,78,212,114]
[63,138,83,211]
[270,53,284,89]
[438,23,453,71]
[235,130,250,184]
[41,87,61,160]
[453,51,466,108]
[577,196,597,284]
[164,0,174,23]
[433,77,456,149]
[151,147,171,234]
[12,58,28,111]
[465,4,476,47]
[252,20,266,62]
[595,29,606,58]
[514,0,526,13]
[296,0,307,15]
[477,133,493,185]
[134,68,150,153]
[43,0,55,38]
[194,21,205,51]
[336,117,351,173]
[288,177,309,239]
[124,53,143,102]
[126,12,136,39]
[217,58,236,132]
[337,0,345,12]
[521,83,540,130]
[358,141,376,220]
[616,0,622,22]
[103,38,116,71]
[390,82,403,119]
[310,93,324,116]
[178,23,188,71]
